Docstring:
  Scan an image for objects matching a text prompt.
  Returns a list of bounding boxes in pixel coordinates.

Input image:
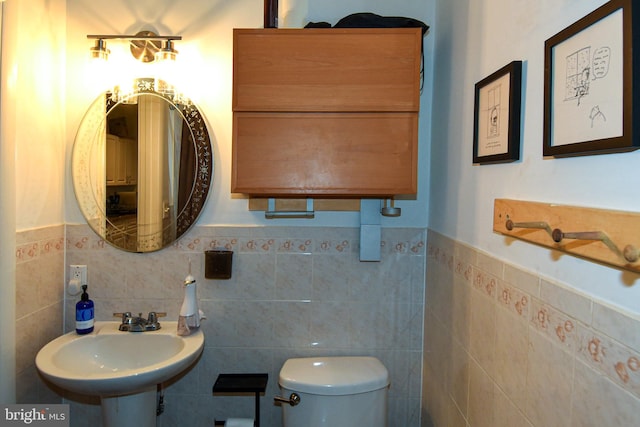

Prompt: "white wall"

[12,0,66,231]
[429,0,640,313]
[65,0,434,230]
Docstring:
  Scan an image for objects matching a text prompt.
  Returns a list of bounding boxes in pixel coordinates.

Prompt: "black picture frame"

[543,0,640,157]
[473,61,522,164]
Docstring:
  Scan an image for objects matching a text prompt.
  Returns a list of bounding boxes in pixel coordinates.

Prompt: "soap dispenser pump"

[177,262,200,336]
[76,285,94,335]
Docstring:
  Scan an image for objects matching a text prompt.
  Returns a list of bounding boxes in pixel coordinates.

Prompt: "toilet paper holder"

[212,373,268,427]
[205,249,233,279]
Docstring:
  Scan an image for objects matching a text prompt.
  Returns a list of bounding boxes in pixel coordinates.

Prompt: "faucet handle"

[147,312,166,323]
[113,312,132,323]
[145,312,166,331]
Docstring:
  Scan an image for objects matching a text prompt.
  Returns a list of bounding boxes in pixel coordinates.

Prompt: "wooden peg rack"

[493,199,640,273]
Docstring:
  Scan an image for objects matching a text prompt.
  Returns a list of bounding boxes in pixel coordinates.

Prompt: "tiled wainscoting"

[423,230,640,427]
[15,225,65,404]
[61,225,425,427]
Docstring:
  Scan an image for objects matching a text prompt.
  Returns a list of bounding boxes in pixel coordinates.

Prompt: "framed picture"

[543,0,640,157]
[473,61,522,164]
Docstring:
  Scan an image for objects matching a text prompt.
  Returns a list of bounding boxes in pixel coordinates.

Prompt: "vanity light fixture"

[155,39,178,62]
[87,31,181,63]
[89,38,110,61]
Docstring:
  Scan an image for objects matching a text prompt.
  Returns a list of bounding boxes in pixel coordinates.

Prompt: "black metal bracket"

[213,373,269,427]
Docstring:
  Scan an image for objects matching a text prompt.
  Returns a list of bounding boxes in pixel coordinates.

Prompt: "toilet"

[277,356,389,427]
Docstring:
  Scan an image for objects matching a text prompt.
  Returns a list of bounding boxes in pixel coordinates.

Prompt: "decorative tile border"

[239,238,276,253]
[278,238,313,253]
[577,323,640,400]
[529,297,578,353]
[497,279,530,319]
[316,239,351,253]
[204,238,238,251]
[472,266,498,299]
[16,228,65,264]
[173,236,203,252]
[15,242,39,264]
[41,237,65,255]
[65,224,426,258]
[455,257,474,283]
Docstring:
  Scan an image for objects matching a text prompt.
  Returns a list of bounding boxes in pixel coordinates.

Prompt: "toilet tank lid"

[279,356,389,395]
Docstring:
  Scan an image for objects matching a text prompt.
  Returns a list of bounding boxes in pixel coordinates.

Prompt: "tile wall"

[15,225,65,404]
[63,224,426,427]
[423,230,640,427]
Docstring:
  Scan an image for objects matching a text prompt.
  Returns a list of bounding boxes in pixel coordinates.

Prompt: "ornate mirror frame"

[72,78,213,252]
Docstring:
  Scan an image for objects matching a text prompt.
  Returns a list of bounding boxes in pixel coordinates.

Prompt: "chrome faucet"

[113,311,166,332]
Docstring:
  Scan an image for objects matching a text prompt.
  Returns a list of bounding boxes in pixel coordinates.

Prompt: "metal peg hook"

[551,228,624,259]
[505,219,553,237]
[505,218,639,263]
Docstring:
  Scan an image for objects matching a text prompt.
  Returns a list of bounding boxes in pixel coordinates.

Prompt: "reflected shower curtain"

[165,106,183,245]
[137,96,167,251]
[177,118,196,237]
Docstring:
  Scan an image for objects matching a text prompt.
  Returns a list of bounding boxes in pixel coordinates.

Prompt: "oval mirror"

[72,78,213,252]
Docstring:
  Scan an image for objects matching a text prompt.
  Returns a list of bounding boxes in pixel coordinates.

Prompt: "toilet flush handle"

[274,393,300,406]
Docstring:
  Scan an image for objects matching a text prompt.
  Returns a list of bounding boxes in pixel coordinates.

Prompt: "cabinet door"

[106,135,137,186]
[106,135,127,185]
[233,28,422,112]
[123,138,138,185]
[232,112,418,196]
[106,135,117,185]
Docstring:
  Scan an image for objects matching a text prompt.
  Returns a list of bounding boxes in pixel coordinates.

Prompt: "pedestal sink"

[36,321,204,427]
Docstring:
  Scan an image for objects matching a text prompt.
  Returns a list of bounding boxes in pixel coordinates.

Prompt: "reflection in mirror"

[73,78,212,252]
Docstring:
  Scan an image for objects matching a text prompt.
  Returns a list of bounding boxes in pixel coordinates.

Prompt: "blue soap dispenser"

[76,284,94,335]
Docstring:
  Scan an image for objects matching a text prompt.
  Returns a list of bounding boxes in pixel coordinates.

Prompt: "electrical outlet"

[70,265,87,286]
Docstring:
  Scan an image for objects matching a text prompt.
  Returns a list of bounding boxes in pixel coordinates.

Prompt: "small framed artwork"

[543,0,640,157]
[473,61,522,164]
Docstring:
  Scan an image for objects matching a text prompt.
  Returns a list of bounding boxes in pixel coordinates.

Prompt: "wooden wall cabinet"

[231,28,422,197]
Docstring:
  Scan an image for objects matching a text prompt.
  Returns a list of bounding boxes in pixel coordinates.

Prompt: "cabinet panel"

[106,135,137,186]
[233,28,422,112]
[106,135,119,185]
[232,113,418,196]
[124,138,137,185]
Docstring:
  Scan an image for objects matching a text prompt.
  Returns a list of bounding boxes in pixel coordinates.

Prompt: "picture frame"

[473,61,522,164]
[543,0,640,157]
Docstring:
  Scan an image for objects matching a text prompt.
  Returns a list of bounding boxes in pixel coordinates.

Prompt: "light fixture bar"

[87,31,182,63]
[87,35,182,41]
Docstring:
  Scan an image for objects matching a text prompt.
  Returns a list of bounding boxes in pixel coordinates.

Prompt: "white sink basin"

[36,321,204,397]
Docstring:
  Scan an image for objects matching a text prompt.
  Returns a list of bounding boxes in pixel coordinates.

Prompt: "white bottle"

[177,271,200,336]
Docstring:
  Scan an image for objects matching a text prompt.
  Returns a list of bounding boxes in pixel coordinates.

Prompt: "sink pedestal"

[36,322,204,427]
[101,387,156,427]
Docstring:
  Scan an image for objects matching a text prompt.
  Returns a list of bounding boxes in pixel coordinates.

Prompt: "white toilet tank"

[278,356,389,427]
